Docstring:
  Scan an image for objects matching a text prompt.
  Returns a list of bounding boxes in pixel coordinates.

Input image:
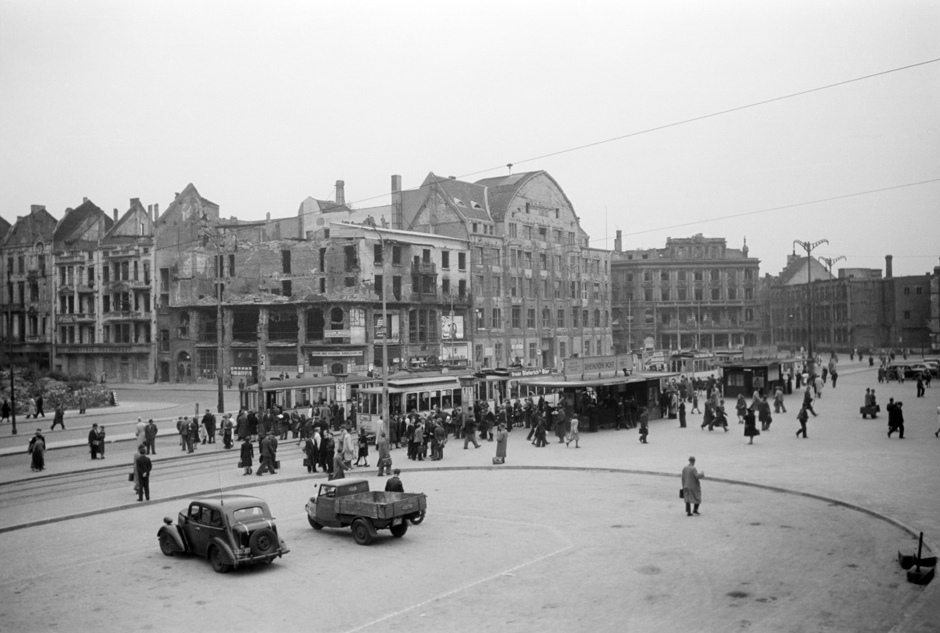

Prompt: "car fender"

[158,525,186,553]
[208,536,237,566]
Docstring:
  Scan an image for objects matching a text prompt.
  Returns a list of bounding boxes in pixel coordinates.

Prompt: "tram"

[355,370,473,432]
[242,375,378,413]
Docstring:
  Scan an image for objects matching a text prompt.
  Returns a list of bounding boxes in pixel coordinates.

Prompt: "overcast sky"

[1,0,938,277]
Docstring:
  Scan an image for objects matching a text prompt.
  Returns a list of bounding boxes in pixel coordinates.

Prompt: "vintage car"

[157,494,289,573]
[305,479,427,545]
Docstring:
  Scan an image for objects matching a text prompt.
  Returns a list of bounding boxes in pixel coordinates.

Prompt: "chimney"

[153,203,159,221]
[614,230,622,252]
[147,204,152,217]
[885,255,893,278]
[83,197,89,204]
[391,174,402,231]
[335,180,345,206]
[266,212,271,221]
[113,208,118,222]
[30,204,46,214]
[130,197,140,209]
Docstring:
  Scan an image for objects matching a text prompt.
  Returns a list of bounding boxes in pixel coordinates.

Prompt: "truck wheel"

[352,518,373,545]
[209,546,231,574]
[409,511,425,525]
[249,527,278,556]
[159,532,175,556]
[390,522,408,538]
[307,515,323,530]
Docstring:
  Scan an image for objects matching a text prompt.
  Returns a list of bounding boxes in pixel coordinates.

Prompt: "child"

[240,437,254,475]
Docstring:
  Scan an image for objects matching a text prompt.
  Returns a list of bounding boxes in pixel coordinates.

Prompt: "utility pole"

[5,265,17,435]
[793,239,829,376]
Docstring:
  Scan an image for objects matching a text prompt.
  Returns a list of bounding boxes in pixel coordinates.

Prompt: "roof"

[192,494,269,511]
[426,173,492,222]
[775,255,833,286]
[54,199,113,246]
[3,206,58,247]
[515,372,678,389]
[103,199,153,243]
[475,171,578,223]
[0,215,10,241]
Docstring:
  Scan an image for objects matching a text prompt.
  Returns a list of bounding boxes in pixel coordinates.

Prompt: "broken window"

[281,280,292,296]
[374,244,383,265]
[199,311,217,344]
[282,250,292,274]
[306,308,324,341]
[268,308,298,342]
[344,245,358,272]
[330,307,344,330]
[232,310,259,342]
[319,248,326,271]
[392,245,401,266]
[392,276,401,301]
[178,311,190,339]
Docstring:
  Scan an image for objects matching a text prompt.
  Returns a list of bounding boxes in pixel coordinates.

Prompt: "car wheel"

[249,527,279,557]
[307,515,323,530]
[408,510,425,525]
[352,518,373,545]
[390,522,408,538]
[209,546,231,574]
[159,532,175,557]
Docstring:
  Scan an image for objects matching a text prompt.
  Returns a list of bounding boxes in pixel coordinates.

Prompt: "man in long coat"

[681,456,704,516]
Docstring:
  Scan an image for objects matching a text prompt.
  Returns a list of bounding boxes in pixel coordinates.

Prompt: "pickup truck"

[305,479,427,545]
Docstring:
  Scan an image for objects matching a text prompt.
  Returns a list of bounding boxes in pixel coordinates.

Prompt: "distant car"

[884,364,915,381]
[157,494,289,573]
[917,360,939,377]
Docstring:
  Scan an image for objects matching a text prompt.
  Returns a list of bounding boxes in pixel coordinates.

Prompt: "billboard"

[564,353,634,377]
[441,314,465,340]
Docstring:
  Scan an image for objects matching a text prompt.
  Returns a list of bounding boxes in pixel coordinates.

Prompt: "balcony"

[410,262,437,275]
[103,310,151,321]
[57,313,97,324]
[407,292,441,304]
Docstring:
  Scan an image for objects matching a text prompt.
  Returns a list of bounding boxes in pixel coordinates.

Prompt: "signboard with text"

[564,353,634,377]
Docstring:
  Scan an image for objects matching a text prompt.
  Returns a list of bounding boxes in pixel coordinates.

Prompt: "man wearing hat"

[88,424,102,460]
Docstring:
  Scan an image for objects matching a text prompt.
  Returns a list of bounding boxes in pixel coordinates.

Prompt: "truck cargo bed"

[336,491,427,521]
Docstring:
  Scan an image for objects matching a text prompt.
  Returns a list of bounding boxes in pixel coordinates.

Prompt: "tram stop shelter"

[719,359,786,398]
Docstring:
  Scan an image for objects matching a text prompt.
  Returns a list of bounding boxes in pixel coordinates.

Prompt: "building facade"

[610,234,762,353]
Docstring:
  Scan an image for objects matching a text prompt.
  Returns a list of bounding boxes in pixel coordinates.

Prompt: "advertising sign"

[441,314,465,340]
[564,353,634,377]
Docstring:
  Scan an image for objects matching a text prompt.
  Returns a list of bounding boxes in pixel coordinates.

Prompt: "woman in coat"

[494,423,508,463]
[28,430,46,471]
[744,409,760,444]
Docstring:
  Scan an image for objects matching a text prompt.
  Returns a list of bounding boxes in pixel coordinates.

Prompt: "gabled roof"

[775,255,834,286]
[102,199,154,244]
[54,199,113,247]
[0,215,10,241]
[422,173,491,222]
[3,206,58,248]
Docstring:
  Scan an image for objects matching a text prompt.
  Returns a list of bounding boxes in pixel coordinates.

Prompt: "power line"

[150,56,940,253]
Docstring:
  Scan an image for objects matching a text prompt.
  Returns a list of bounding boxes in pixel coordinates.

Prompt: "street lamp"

[364,227,390,431]
[793,239,828,376]
[819,255,845,355]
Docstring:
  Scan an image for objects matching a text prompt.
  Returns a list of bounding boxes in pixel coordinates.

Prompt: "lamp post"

[793,239,828,376]
[333,372,348,428]
[366,228,390,431]
[819,255,845,355]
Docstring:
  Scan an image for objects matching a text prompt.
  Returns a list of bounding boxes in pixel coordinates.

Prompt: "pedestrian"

[88,423,102,459]
[135,417,146,449]
[304,433,318,473]
[493,422,508,464]
[916,376,925,398]
[354,428,369,467]
[566,415,580,448]
[744,409,759,445]
[796,405,809,438]
[330,446,346,480]
[240,436,254,475]
[140,418,157,454]
[690,393,700,414]
[376,432,392,475]
[887,399,905,439]
[803,386,818,417]
[35,395,45,418]
[1,397,10,424]
[758,396,773,432]
[28,429,46,472]
[681,456,704,516]
[78,393,87,414]
[222,414,234,449]
[463,415,481,449]
[638,406,649,443]
[384,468,404,492]
[202,409,217,444]
[831,370,839,388]
[735,394,747,424]
[256,432,278,475]
[176,417,187,452]
[773,387,786,414]
[26,397,36,419]
[50,402,66,430]
[135,446,152,502]
[935,406,940,438]
[187,417,199,452]
[321,432,334,475]
[341,425,356,468]
[95,424,107,459]
[534,414,548,448]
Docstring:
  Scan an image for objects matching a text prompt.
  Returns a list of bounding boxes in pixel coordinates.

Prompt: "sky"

[1,0,938,277]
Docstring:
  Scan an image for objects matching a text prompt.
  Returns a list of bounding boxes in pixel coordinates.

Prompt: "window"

[559,341,566,360]
[694,271,703,282]
[472,223,478,234]
[728,287,737,300]
[745,288,753,300]
[904,310,911,320]
[393,276,402,300]
[661,289,670,301]
[160,329,170,352]
[282,250,292,274]
[178,312,189,338]
[512,307,521,328]
[523,252,532,269]
[644,289,653,302]
[538,227,547,241]
[916,287,923,295]
[711,270,720,282]
[319,278,326,293]
[594,309,601,327]
[458,252,466,270]
[584,340,591,356]
[509,223,517,238]
[593,283,600,300]
[441,278,450,295]
[344,246,357,272]
[227,256,234,278]
[745,308,754,322]
[510,277,518,297]
[422,249,431,264]
[441,251,449,269]
[330,307,344,330]
[491,308,501,329]
[903,287,911,296]
[711,288,720,300]
[572,308,579,328]
[661,271,669,282]
[678,288,687,301]
[557,309,565,327]
[526,308,536,328]
[458,279,466,299]
[524,225,533,240]
[528,342,537,362]
[374,244,383,265]
[694,288,703,301]
[542,308,551,328]
[539,253,547,269]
